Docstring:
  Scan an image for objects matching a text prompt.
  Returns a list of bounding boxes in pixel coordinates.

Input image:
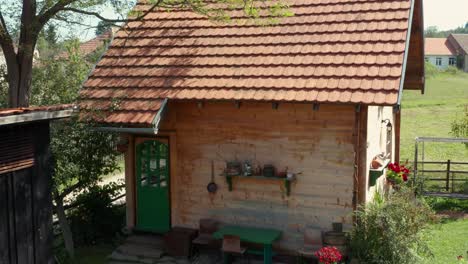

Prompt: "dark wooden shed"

[0,105,73,264]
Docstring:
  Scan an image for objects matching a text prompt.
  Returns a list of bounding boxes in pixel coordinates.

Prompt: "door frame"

[134,136,172,232]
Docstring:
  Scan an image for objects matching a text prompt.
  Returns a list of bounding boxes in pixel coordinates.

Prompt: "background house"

[447,34,468,72]
[425,34,468,71]
[424,38,458,69]
[79,0,424,252]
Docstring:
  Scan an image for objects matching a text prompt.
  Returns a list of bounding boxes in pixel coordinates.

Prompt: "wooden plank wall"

[160,101,356,251]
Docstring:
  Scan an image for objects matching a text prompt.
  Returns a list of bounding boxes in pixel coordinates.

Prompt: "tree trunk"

[17,51,34,107]
[54,195,75,259]
[6,51,35,108]
[5,59,20,107]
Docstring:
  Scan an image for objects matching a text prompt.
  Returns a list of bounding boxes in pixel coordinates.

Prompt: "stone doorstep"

[116,243,165,259]
[109,252,158,264]
[109,235,291,264]
[126,235,166,248]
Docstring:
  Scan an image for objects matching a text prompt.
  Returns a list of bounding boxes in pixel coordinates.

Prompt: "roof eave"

[0,108,75,126]
[397,0,424,107]
[94,98,169,135]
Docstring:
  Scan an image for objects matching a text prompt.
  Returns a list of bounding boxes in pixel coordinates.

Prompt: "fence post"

[446,159,451,192]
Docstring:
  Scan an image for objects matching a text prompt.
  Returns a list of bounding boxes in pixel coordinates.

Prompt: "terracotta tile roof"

[424,38,456,56]
[80,0,421,126]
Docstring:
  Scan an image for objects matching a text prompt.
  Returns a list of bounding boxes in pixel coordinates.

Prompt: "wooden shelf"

[225,174,296,196]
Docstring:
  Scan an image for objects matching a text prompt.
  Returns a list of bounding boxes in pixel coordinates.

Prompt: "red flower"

[315,246,342,264]
[402,174,408,182]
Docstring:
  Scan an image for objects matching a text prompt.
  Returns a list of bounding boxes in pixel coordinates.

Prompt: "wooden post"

[353,105,368,208]
[125,134,136,229]
[446,159,451,192]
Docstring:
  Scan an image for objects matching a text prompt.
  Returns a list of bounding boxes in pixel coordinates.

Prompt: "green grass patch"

[424,219,468,264]
[425,197,468,213]
[400,72,468,163]
[74,243,114,264]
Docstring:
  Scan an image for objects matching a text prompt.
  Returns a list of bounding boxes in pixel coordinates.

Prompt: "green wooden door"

[136,139,170,233]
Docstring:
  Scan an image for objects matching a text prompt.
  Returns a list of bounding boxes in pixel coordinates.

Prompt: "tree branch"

[58,181,85,200]
[61,0,163,23]
[37,0,79,28]
[0,10,14,48]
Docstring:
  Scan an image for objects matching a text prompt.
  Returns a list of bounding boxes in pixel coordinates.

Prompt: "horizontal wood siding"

[160,102,355,251]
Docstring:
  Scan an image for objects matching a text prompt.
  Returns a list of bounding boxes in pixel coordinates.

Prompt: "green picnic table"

[213,225,282,264]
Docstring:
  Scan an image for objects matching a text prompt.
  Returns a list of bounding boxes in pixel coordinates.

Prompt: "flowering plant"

[315,246,342,264]
[386,162,410,184]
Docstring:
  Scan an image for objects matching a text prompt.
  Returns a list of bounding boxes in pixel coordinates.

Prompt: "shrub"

[424,196,468,213]
[425,61,439,78]
[349,187,435,264]
[444,66,461,75]
[68,183,125,246]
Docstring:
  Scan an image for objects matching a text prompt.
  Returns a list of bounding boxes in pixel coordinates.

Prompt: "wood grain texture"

[160,101,355,251]
[125,134,136,229]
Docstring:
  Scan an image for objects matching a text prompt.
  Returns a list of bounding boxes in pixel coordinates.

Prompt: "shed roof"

[450,34,468,55]
[80,0,424,127]
[0,104,75,126]
[424,38,456,56]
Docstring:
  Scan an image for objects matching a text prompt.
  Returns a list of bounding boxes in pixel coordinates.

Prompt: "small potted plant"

[315,246,342,264]
[386,162,410,186]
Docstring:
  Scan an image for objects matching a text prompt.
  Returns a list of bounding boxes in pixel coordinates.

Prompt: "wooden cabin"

[0,105,73,264]
[79,0,424,252]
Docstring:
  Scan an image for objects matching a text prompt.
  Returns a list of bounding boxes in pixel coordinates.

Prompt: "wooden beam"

[125,134,136,229]
[354,105,368,209]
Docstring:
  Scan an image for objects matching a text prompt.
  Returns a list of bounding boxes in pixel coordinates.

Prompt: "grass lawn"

[424,219,468,264]
[74,243,114,264]
[400,72,468,163]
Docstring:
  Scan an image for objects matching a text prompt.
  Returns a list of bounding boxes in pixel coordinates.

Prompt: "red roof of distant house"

[79,30,113,56]
[80,0,424,126]
[425,38,456,56]
[59,31,113,59]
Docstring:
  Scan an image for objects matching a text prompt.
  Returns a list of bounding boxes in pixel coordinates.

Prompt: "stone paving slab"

[108,234,291,264]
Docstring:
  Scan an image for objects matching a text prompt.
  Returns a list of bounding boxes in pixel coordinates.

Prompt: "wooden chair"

[192,218,220,246]
[191,218,220,259]
[297,228,323,262]
[222,235,248,263]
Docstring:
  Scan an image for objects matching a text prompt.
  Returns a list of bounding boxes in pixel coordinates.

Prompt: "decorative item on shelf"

[369,155,390,187]
[277,167,287,178]
[263,164,276,177]
[243,161,253,176]
[371,154,386,169]
[226,161,242,176]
